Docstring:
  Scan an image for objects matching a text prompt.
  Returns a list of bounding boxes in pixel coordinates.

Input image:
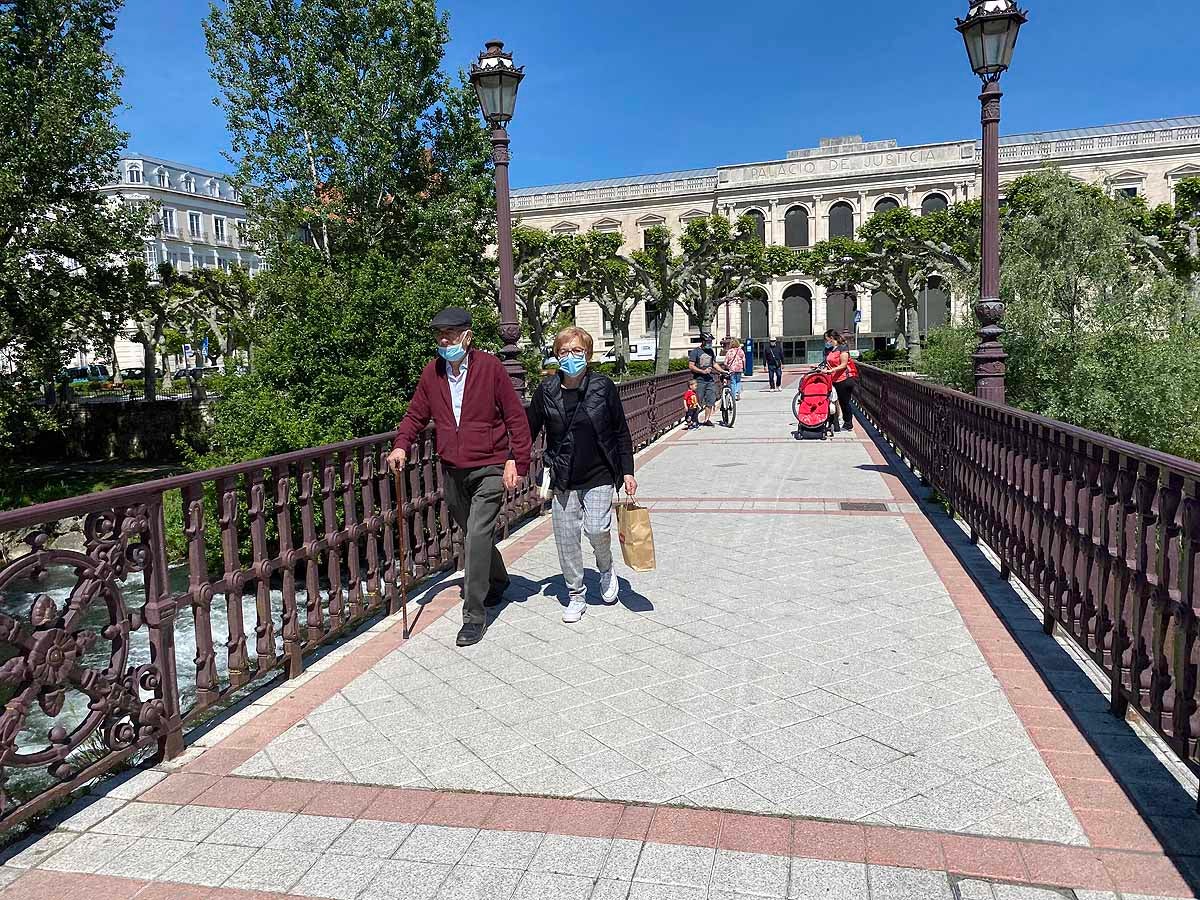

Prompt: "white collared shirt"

[447,356,469,426]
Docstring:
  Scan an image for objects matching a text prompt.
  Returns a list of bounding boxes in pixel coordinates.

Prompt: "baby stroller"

[793,368,838,440]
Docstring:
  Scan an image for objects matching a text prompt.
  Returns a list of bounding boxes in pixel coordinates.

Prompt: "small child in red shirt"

[683,379,701,430]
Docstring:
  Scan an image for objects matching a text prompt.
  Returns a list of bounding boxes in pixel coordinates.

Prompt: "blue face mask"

[437,342,467,363]
[824,342,834,351]
[558,353,587,377]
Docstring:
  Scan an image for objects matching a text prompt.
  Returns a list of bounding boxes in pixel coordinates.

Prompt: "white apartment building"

[512,116,1200,363]
[97,155,264,371]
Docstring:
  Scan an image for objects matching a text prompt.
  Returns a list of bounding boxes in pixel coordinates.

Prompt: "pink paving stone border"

[176,424,691,780]
[860,429,1185,861]
[1,868,311,900]
[67,414,1197,898]
[125,774,1195,896]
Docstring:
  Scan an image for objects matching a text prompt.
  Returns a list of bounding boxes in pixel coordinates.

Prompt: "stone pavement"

[3,370,1199,899]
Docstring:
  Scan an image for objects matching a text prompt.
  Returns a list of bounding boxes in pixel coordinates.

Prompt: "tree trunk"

[905,306,922,364]
[161,350,174,392]
[111,341,123,386]
[611,327,631,378]
[654,303,675,375]
[142,340,156,400]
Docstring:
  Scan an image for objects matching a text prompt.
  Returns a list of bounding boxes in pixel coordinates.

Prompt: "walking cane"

[392,468,412,639]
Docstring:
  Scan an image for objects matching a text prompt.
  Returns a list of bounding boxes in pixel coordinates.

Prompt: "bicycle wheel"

[791,392,801,422]
[722,387,736,427]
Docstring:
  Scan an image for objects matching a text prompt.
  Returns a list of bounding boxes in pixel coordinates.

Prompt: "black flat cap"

[431,307,472,330]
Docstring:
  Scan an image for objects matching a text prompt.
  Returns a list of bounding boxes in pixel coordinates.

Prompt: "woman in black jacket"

[527,326,637,624]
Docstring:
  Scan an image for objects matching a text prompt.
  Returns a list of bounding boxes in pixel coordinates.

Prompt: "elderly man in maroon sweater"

[387,308,532,646]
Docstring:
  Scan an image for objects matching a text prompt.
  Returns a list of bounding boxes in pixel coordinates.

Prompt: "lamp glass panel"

[961,22,986,73]
[473,72,504,121]
[495,71,521,120]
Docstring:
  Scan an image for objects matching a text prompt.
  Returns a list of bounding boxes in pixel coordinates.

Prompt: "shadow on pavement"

[858,414,1200,891]
[485,572,655,625]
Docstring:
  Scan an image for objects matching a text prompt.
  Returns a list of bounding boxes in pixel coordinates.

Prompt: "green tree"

[920,169,1200,460]
[1125,177,1200,319]
[204,0,491,269]
[629,225,684,375]
[124,262,198,398]
[186,266,258,368]
[563,231,642,376]
[511,224,573,354]
[678,214,799,336]
[801,207,976,361]
[197,248,494,463]
[201,0,496,462]
[0,0,148,406]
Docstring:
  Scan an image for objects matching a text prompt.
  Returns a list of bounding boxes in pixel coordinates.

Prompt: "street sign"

[182,343,192,358]
[853,309,863,325]
[201,337,209,361]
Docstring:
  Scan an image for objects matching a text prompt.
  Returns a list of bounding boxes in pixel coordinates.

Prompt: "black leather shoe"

[456,622,486,646]
[484,579,511,608]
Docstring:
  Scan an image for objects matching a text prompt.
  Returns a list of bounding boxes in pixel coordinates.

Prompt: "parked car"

[599,340,657,363]
[60,364,111,385]
[119,367,162,380]
[172,365,222,380]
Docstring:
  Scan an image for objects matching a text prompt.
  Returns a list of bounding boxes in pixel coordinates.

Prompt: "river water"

[1,561,312,801]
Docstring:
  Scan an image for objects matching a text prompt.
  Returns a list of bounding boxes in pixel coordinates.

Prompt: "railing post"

[145,496,185,760]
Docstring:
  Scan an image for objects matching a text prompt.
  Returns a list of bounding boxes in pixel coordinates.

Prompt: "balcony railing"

[857,365,1200,778]
[0,368,688,830]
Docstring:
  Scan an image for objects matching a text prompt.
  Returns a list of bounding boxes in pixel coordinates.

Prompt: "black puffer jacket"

[527,372,635,490]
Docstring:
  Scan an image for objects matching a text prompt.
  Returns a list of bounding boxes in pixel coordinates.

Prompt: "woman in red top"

[823,329,859,433]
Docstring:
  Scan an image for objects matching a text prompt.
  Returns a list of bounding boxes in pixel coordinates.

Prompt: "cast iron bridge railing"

[0,369,691,832]
[857,364,1200,783]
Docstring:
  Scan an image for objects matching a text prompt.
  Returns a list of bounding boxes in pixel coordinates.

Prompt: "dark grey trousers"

[442,465,508,626]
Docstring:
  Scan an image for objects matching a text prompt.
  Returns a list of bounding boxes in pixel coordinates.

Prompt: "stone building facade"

[512,116,1200,363]
[98,155,262,370]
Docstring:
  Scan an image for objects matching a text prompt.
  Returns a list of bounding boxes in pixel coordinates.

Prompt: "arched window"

[784,206,809,248]
[919,276,951,333]
[828,202,855,239]
[127,164,142,184]
[740,288,769,338]
[743,209,766,244]
[871,290,897,336]
[825,290,856,333]
[874,197,900,214]
[155,168,169,187]
[183,174,195,193]
[207,179,220,198]
[782,284,813,337]
[921,193,948,216]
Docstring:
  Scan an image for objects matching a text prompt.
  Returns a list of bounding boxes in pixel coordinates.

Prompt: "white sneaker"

[562,597,587,624]
[600,569,620,603]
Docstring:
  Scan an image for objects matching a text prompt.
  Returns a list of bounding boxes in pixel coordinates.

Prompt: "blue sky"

[113,1,1199,190]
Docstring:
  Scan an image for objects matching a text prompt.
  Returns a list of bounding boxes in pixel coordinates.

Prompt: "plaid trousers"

[551,484,616,602]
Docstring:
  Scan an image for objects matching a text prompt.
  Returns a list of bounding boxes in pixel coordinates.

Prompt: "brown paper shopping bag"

[616,500,656,572]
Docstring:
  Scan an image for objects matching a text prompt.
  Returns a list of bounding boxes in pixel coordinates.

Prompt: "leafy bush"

[918,323,977,391]
[860,348,906,363]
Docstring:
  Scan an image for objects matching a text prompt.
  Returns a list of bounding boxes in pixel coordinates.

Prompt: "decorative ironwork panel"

[857,365,1200,775]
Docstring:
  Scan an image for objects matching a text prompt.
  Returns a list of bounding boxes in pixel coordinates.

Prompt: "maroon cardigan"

[393,350,532,476]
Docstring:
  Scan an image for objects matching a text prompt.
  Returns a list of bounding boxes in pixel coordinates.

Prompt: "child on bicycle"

[683,379,701,429]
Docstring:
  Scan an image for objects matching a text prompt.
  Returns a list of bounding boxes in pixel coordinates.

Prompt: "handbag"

[616,495,656,572]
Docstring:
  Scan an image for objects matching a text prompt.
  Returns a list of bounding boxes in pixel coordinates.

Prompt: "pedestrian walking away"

[823,329,860,432]
[724,338,746,400]
[764,337,784,391]
[527,326,637,624]
[687,332,728,426]
[388,307,532,647]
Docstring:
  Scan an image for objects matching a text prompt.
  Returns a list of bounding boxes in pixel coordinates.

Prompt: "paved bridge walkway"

[3,372,1199,899]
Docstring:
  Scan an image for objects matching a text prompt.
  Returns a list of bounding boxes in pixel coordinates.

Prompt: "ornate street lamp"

[956,0,1027,404]
[470,40,526,396]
